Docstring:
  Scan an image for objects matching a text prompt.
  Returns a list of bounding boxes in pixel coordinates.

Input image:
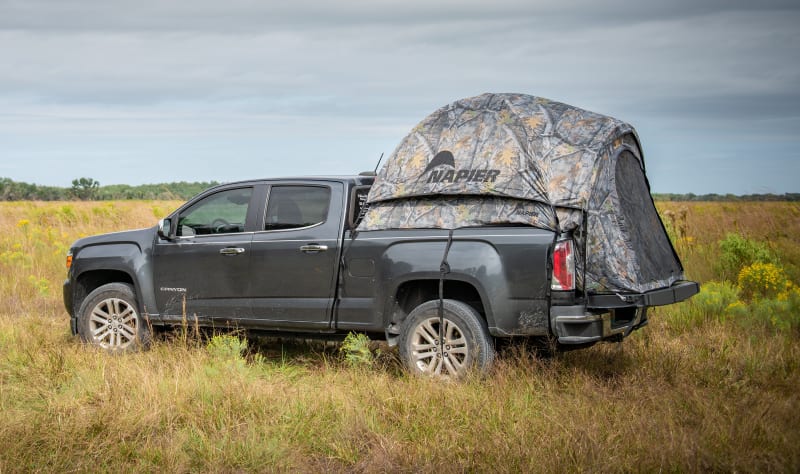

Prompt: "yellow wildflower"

[737,262,789,301]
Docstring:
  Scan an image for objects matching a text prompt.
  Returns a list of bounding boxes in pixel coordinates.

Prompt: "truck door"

[153,186,259,321]
[248,182,343,329]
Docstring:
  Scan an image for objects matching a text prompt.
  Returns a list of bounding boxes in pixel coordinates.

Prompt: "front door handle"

[219,247,246,256]
[300,244,328,254]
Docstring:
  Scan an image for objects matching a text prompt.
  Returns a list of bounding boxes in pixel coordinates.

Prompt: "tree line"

[1,177,798,202]
[0,177,219,201]
[652,193,800,202]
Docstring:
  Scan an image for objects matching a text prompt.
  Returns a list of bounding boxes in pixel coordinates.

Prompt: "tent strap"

[438,229,455,373]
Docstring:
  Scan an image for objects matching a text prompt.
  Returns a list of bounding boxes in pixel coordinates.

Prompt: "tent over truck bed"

[359,92,690,297]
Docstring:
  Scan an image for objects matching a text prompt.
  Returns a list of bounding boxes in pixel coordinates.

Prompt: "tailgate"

[587,280,699,309]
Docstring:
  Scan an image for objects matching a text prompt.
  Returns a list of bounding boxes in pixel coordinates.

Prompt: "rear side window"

[265,186,331,231]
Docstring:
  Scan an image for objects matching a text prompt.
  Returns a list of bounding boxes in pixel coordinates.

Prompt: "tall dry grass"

[1,200,799,472]
[657,201,800,282]
[0,201,181,316]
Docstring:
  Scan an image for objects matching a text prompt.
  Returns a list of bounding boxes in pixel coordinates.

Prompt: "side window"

[177,187,252,236]
[265,186,331,231]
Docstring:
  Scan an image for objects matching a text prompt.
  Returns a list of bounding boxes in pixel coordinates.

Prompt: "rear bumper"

[551,305,648,344]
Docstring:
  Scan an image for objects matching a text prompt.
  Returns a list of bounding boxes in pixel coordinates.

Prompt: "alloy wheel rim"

[410,317,468,376]
[88,298,138,350]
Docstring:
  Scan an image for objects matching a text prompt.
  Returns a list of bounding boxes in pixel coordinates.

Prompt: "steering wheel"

[211,218,230,233]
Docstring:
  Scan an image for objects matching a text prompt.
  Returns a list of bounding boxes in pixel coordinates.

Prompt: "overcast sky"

[1,0,798,193]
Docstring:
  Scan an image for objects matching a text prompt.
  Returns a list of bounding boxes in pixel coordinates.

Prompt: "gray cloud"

[2,0,799,31]
[0,0,798,192]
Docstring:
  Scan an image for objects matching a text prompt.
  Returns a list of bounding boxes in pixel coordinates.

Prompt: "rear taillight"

[551,239,575,291]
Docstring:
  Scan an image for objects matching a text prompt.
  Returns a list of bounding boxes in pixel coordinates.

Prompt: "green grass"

[1,201,799,472]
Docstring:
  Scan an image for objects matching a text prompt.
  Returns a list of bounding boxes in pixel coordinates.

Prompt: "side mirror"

[157,218,173,240]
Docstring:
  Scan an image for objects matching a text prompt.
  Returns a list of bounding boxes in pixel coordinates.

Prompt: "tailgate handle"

[219,247,246,256]
[300,244,328,253]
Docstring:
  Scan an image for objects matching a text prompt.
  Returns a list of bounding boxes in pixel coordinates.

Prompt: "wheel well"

[389,280,486,328]
[73,270,135,314]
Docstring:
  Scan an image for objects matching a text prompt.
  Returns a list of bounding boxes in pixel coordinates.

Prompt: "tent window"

[615,151,681,283]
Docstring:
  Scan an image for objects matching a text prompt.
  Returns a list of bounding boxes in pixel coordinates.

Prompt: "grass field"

[1,200,799,472]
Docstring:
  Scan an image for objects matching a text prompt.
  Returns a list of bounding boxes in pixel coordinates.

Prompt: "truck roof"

[206,175,375,191]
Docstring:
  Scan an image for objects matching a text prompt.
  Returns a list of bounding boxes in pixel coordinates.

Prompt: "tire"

[77,283,151,353]
[399,299,495,378]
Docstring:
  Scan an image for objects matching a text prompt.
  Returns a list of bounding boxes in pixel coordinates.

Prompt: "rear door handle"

[300,244,328,253]
[219,247,246,256]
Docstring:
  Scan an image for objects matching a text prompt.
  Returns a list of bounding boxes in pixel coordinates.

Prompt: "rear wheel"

[77,283,150,353]
[399,299,494,378]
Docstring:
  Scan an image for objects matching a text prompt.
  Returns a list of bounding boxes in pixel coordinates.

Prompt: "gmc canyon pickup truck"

[64,175,697,376]
[64,93,700,377]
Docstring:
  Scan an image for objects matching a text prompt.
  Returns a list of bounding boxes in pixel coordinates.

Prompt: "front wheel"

[399,299,495,378]
[77,283,150,353]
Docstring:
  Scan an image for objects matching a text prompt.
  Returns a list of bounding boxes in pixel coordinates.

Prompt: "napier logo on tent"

[424,150,501,184]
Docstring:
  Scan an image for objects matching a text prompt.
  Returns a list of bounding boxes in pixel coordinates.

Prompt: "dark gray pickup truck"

[63,94,699,376]
[64,174,696,376]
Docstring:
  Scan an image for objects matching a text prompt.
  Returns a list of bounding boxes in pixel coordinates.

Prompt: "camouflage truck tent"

[358,93,684,295]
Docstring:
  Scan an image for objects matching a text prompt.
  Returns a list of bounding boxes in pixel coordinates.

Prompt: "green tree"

[70,177,100,200]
